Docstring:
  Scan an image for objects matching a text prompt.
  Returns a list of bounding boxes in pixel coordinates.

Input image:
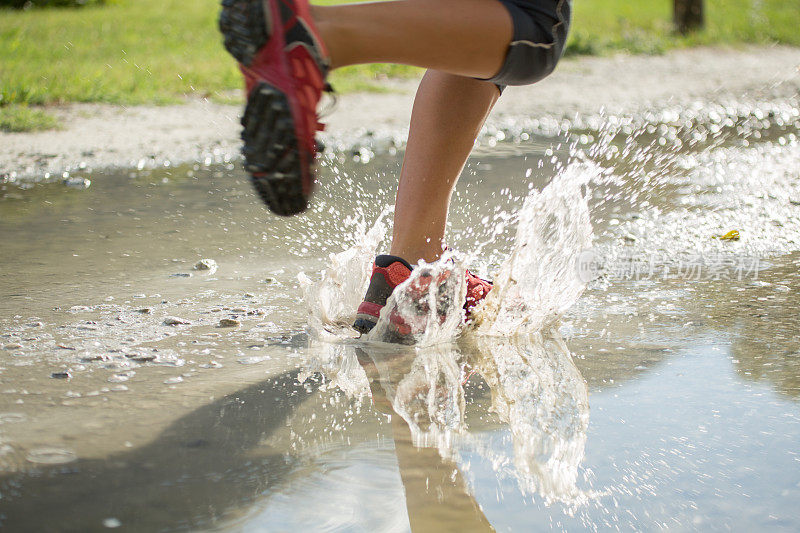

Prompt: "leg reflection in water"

[354,346,494,532]
[331,327,590,530]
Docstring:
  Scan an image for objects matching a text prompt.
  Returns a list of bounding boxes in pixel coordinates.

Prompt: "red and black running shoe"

[353,255,414,335]
[353,255,494,335]
[219,0,331,216]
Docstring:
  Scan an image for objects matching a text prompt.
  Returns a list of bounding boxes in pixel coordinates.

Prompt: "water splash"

[301,162,596,343]
[298,207,392,335]
[465,331,590,506]
[302,330,592,508]
[472,164,596,336]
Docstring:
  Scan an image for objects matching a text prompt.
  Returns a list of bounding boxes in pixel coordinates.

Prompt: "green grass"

[567,0,800,56]
[1,0,798,129]
[0,104,59,132]
[0,0,240,106]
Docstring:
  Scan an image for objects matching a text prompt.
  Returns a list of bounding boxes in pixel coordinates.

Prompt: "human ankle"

[388,247,442,265]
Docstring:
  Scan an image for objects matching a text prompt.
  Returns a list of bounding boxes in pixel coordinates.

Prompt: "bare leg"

[313,0,513,79]
[391,70,500,263]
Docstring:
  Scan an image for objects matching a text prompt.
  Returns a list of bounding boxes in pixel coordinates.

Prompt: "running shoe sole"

[219,0,269,67]
[219,0,312,216]
[242,84,307,215]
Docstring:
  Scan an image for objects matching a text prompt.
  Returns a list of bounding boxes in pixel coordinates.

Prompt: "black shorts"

[486,0,571,89]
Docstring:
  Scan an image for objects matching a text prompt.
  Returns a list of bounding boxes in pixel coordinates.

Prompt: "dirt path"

[1,45,798,182]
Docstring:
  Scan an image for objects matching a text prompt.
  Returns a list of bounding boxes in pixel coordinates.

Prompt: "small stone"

[163,316,191,326]
[57,344,76,350]
[136,308,153,314]
[101,360,131,371]
[63,177,91,190]
[164,376,184,384]
[170,273,192,278]
[3,343,23,350]
[110,385,129,392]
[622,233,637,243]
[108,372,134,383]
[80,354,109,363]
[218,318,240,328]
[28,322,43,328]
[199,361,223,369]
[126,353,156,362]
[263,277,277,284]
[193,259,218,272]
[51,371,72,379]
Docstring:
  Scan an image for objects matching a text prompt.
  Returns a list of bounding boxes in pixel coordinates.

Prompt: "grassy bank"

[1,0,798,131]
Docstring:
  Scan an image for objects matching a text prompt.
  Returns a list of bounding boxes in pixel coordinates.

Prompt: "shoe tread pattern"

[242,83,309,216]
[219,0,270,66]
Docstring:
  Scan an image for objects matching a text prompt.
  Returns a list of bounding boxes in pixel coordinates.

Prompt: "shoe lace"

[317,82,337,121]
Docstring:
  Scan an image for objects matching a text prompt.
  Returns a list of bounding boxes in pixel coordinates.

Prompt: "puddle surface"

[1,97,800,531]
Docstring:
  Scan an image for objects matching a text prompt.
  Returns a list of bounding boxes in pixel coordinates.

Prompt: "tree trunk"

[674,0,704,34]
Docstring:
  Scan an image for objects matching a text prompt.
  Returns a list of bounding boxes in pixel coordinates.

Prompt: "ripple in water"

[26,447,77,465]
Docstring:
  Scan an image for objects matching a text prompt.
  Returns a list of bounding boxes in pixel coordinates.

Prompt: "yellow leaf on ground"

[713,230,741,241]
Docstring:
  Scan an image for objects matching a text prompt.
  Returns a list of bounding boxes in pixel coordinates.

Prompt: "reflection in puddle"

[309,331,591,521]
[0,333,590,531]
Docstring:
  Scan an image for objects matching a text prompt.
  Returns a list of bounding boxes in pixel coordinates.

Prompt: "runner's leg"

[389,70,500,264]
[310,1,513,263]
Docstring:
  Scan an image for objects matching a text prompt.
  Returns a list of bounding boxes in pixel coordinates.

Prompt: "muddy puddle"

[1,96,799,531]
